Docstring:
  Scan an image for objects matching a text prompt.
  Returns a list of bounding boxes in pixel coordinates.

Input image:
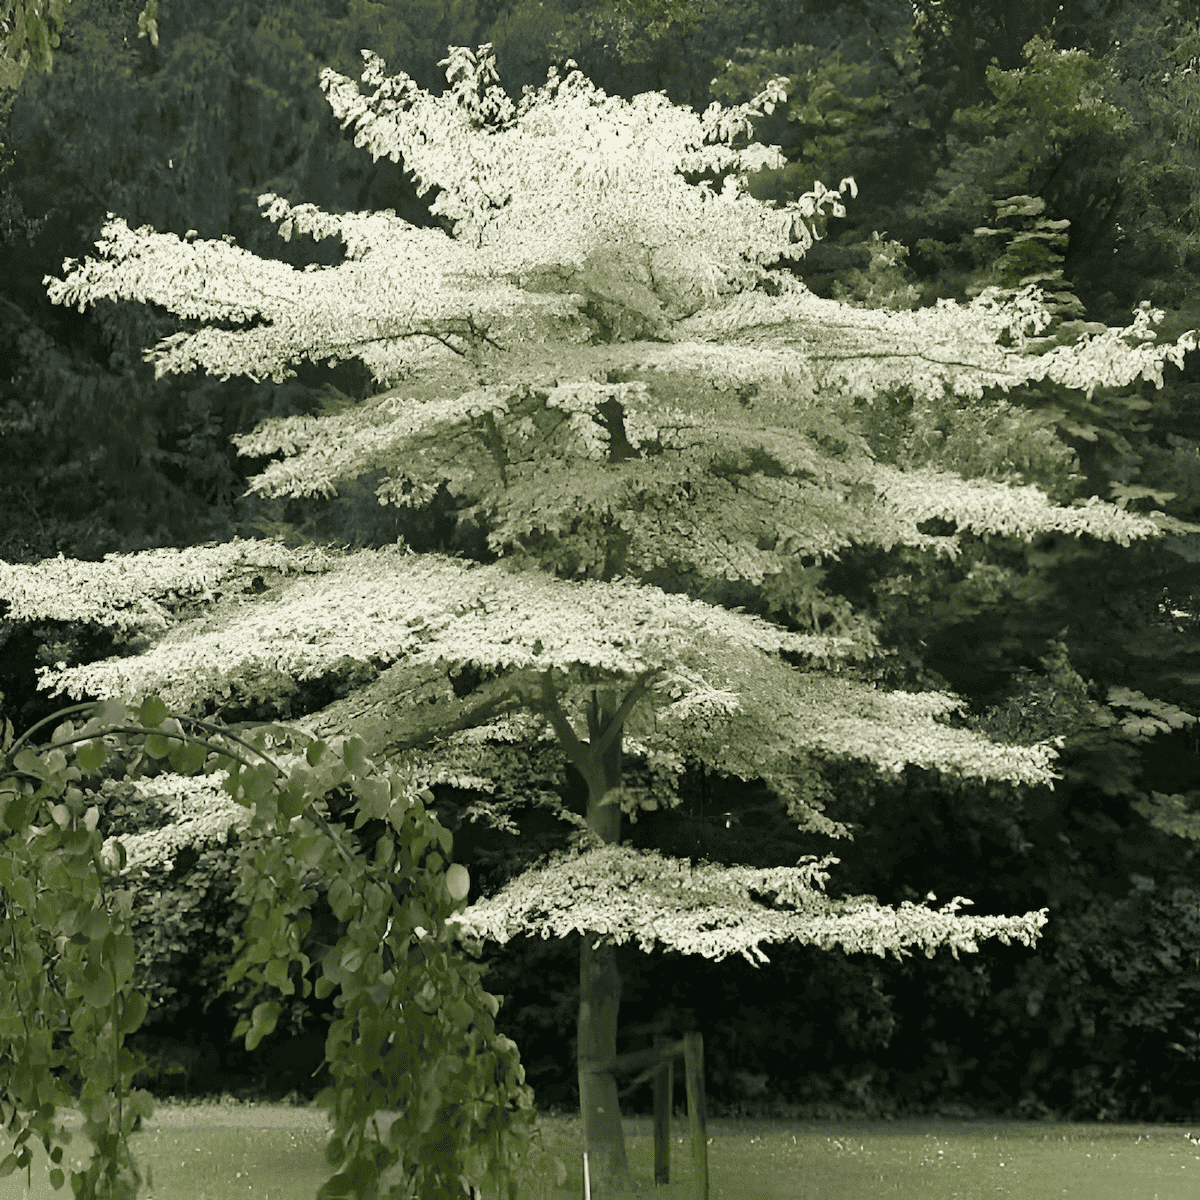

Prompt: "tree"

[1,0,158,76]
[477,0,702,105]
[0,690,552,1200]
[14,41,1200,1193]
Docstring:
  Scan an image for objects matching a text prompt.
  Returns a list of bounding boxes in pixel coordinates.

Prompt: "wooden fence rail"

[581,1031,708,1199]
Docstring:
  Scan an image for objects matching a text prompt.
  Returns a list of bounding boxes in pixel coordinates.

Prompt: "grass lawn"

[4,1094,1200,1199]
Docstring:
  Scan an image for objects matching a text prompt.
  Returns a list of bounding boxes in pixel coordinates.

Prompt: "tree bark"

[577,687,632,1195]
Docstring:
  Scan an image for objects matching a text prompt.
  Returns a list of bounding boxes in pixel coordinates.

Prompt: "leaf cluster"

[0,695,560,1199]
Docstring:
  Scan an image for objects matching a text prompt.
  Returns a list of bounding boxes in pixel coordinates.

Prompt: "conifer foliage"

[14,41,1200,1194]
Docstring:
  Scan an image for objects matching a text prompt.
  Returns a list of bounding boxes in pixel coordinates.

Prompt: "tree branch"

[533,670,599,785]
[377,673,532,759]
[589,669,661,761]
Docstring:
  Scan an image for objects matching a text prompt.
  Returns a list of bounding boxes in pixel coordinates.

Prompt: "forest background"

[2,0,1200,1124]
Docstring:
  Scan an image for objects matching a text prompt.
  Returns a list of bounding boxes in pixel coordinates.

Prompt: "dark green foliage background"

[3,0,1200,1123]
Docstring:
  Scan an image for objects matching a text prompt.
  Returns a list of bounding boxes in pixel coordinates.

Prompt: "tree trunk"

[577,687,632,1195]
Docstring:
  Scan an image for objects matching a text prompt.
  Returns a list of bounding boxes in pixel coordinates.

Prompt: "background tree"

[0,0,161,88]
[9,38,1200,1192]
[0,0,491,571]
[701,5,1200,1119]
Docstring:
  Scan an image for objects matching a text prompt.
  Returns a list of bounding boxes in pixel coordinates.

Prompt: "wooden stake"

[653,1034,672,1185]
[684,1033,708,1200]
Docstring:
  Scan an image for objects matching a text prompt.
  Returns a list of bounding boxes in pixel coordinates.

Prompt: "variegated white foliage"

[40,206,588,386]
[98,770,250,877]
[225,370,1187,576]
[317,46,838,277]
[0,538,338,631]
[868,464,1184,551]
[31,546,851,709]
[41,45,854,388]
[445,842,1050,966]
[674,279,1199,405]
[36,40,1196,412]
[18,542,1064,858]
[18,42,1198,966]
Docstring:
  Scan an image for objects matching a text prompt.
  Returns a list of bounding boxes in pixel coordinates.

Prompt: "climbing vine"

[0,695,563,1200]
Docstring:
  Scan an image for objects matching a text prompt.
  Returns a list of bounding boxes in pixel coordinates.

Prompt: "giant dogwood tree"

[8,41,1200,1194]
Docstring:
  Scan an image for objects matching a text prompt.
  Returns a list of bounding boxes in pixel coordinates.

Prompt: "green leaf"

[1131,791,1200,840]
[447,997,474,1028]
[119,990,149,1036]
[278,780,309,819]
[245,1001,281,1050]
[12,749,49,778]
[344,736,368,775]
[446,863,470,902]
[136,696,169,726]
[2,794,37,833]
[418,1082,442,1132]
[80,960,114,1008]
[243,762,277,801]
[144,734,171,758]
[93,699,129,726]
[74,738,108,773]
[264,958,291,992]
[328,876,355,922]
[102,840,127,875]
[354,775,390,819]
[375,835,395,870]
[168,740,207,774]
